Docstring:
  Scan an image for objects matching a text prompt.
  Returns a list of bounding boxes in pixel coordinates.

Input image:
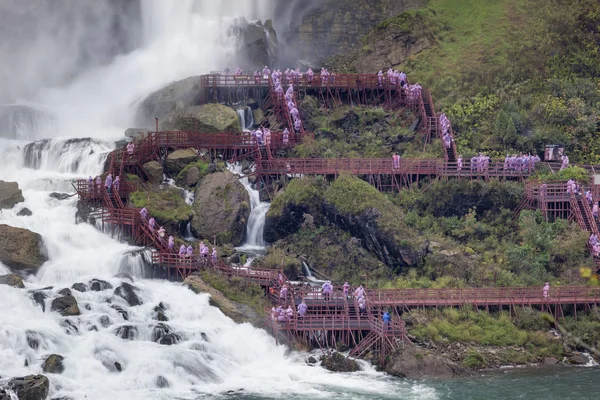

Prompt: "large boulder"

[321,352,359,372]
[159,104,241,133]
[7,374,49,400]
[0,180,24,209]
[0,224,47,272]
[0,274,25,288]
[114,282,142,307]
[164,149,198,177]
[42,354,64,374]
[190,171,250,246]
[142,161,164,184]
[50,295,80,316]
[385,345,469,379]
[134,76,203,129]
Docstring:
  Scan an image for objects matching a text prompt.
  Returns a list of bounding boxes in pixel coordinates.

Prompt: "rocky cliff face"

[282,0,426,67]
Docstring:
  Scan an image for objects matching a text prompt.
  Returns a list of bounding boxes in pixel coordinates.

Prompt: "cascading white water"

[0,2,433,399]
[236,107,255,132]
[228,164,270,253]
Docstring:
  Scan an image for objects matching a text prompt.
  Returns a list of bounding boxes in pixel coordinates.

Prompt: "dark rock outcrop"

[0,180,24,209]
[42,354,64,374]
[31,291,47,311]
[320,352,359,372]
[0,274,25,288]
[159,333,182,346]
[0,224,47,271]
[49,192,71,201]
[114,325,139,340]
[89,279,112,292]
[385,345,469,379]
[229,18,279,67]
[110,305,128,320]
[151,323,171,343]
[568,354,588,365]
[114,282,142,307]
[7,374,49,400]
[71,283,88,292]
[191,171,250,246]
[50,295,80,316]
[58,288,71,297]
[17,207,32,216]
[156,376,169,388]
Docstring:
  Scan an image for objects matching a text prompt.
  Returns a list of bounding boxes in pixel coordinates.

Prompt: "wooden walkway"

[72,73,600,360]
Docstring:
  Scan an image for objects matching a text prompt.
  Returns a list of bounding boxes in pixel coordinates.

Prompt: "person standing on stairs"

[87,176,93,193]
[383,311,391,331]
[95,176,102,193]
[457,155,463,175]
[149,217,156,231]
[542,282,550,299]
[593,202,599,222]
[113,176,120,195]
[343,282,350,298]
[168,236,174,251]
[297,300,307,318]
[105,174,113,194]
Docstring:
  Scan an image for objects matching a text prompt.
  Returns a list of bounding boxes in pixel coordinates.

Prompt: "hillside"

[333,0,600,162]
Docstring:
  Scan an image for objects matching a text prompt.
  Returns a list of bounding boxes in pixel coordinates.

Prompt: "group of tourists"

[87,174,120,195]
[273,78,303,133]
[378,68,408,88]
[589,234,600,257]
[504,154,541,171]
[139,206,218,265]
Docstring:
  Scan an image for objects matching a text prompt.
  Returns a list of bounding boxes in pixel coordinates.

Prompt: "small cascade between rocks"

[228,163,269,260]
[236,106,254,132]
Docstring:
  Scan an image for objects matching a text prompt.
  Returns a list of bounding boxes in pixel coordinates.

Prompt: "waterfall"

[0,2,413,398]
[227,164,269,253]
[237,107,254,132]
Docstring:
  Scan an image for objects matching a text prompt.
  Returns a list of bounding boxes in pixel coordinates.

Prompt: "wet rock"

[200,332,208,342]
[164,149,198,177]
[0,273,25,288]
[8,374,49,400]
[26,330,40,349]
[99,315,111,328]
[114,362,123,372]
[159,333,182,346]
[321,352,359,372]
[114,282,142,306]
[114,325,139,340]
[17,207,32,216]
[58,288,71,297]
[307,356,317,365]
[544,357,559,365]
[71,283,88,292]
[385,345,470,379]
[42,354,64,374]
[114,272,133,282]
[60,320,79,335]
[0,180,24,209]
[568,354,588,365]
[156,376,169,388]
[191,171,250,246]
[230,18,279,69]
[89,279,112,292]
[110,305,128,321]
[142,161,163,185]
[31,291,47,311]
[159,103,241,133]
[51,295,80,316]
[88,325,98,332]
[0,224,47,272]
[153,302,169,321]
[135,76,203,128]
[151,323,171,343]
[124,128,151,140]
[49,192,70,201]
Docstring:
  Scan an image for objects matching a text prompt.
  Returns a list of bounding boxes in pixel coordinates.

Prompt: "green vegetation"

[409,308,564,366]
[198,270,269,317]
[353,0,600,162]
[130,187,192,223]
[531,166,590,182]
[268,177,327,217]
[175,160,210,182]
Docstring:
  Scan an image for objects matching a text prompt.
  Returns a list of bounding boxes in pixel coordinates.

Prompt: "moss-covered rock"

[164,148,198,177]
[0,224,47,272]
[129,187,193,233]
[176,160,211,188]
[386,345,469,379]
[185,272,267,326]
[51,294,80,316]
[142,161,164,185]
[264,177,327,243]
[159,104,241,133]
[42,354,65,374]
[321,352,359,372]
[190,171,250,245]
